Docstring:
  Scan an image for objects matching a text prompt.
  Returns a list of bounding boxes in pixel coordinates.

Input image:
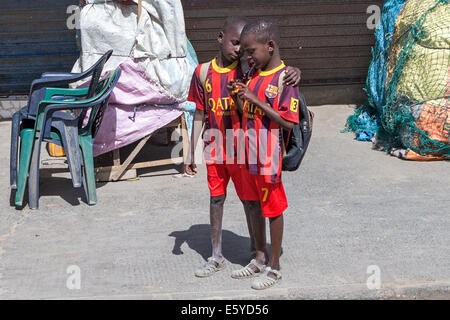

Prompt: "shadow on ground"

[9,176,106,209]
[169,224,254,266]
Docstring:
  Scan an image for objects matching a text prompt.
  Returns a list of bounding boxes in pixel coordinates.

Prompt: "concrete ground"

[0,105,449,300]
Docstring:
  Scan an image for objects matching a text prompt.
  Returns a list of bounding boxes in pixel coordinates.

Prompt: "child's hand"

[227,79,239,97]
[284,66,301,86]
[235,81,259,105]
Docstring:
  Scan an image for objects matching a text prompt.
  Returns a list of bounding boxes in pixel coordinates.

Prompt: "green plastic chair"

[16,68,121,209]
[11,50,113,191]
[14,87,89,207]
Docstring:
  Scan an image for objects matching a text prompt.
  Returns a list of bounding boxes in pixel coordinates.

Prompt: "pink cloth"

[91,58,183,156]
[93,104,182,157]
[108,58,176,106]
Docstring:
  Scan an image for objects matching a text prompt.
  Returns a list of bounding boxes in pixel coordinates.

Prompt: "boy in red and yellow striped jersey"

[186,17,301,278]
[229,19,300,289]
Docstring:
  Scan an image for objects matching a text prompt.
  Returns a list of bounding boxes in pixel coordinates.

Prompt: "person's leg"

[231,200,267,279]
[206,163,231,261]
[267,214,283,273]
[251,179,287,289]
[210,194,226,261]
[251,213,283,289]
[242,200,256,254]
[231,164,266,260]
[194,164,229,277]
[231,170,268,279]
[241,200,268,265]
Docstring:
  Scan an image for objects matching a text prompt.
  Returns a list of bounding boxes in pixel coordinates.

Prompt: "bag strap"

[277,70,286,100]
[198,60,212,133]
[199,60,212,112]
[199,61,211,107]
[277,71,287,157]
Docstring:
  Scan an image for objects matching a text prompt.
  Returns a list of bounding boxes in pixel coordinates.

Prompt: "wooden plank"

[0,30,75,41]
[95,168,137,182]
[185,13,370,29]
[166,117,183,128]
[113,149,121,167]
[0,61,78,74]
[0,44,77,60]
[181,0,383,9]
[301,83,367,105]
[0,21,69,33]
[129,157,184,168]
[182,3,382,18]
[93,115,186,182]
[0,0,76,10]
[299,67,369,80]
[111,133,153,181]
[186,24,373,42]
[289,56,371,69]
[95,157,184,173]
[0,55,77,66]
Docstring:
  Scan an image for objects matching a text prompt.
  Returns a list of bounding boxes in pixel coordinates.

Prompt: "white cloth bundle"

[71,0,192,102]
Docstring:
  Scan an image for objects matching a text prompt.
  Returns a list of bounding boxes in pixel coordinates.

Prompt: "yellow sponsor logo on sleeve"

[290,97,299,112]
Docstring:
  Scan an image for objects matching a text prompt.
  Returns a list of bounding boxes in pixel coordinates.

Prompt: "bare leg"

[249,214,284,288]
[194,194,227,277]
[243,200,268,266]
[231,201,268,279]
[241,200,256,255]
[268,214,283,273]
[210,194,226,261]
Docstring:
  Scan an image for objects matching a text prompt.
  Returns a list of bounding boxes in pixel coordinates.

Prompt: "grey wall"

[0,0,79,96]
[181,0,383,105]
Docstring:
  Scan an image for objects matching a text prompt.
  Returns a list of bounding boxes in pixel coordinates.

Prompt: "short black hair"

[222,16,249,34]
[240,18,280,44]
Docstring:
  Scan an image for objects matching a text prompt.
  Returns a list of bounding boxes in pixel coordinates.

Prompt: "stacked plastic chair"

[10,50,121,209]
[28,68,121,209]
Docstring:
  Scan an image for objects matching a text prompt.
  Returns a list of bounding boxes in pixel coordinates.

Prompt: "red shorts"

[246,174,288,218]
[206,164,256,201]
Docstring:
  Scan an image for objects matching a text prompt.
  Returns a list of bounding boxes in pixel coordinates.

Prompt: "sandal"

[194,257,226,278]
[251,267,282,290]
[231,259,266,279]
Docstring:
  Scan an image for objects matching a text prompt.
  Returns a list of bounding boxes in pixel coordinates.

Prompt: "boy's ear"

[268,40,275,53]
[218,31,224,44]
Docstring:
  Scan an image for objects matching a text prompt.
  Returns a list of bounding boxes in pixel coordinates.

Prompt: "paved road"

[0,105,449,300]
